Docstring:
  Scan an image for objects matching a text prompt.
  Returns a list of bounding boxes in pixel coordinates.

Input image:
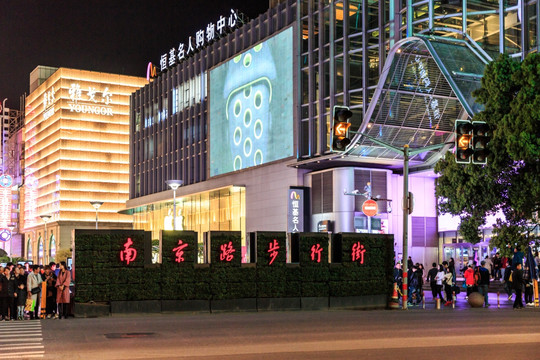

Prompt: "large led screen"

[210,27,293,177]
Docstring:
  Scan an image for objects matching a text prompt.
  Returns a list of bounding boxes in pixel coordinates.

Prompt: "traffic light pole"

[355,133,449,309]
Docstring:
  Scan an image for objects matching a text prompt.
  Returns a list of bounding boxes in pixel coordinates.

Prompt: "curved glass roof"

[345,35,488,169]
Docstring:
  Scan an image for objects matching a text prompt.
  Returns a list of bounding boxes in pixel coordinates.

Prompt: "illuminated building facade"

[126,0,539,267]
[23,67,147,263]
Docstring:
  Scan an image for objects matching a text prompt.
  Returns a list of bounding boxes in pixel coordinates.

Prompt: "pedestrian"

[512,263,524,309]
[443,267,454,306]
[502,263,513,300]
[407,266,420,306]
[426,263,439,300]
[393,263,403,299]
[463,264,476,299]
[15,267,27,320]
[493,253,502,280]
[55,261,71,319]
[435,265,446,302]
[5,267,17,320]
[43,266,57,318]
[407,256,413,271]
[449,258,456,282]
[0,267,8,321]
[27,265,43,320]
[478,261,491,307]
[483,256,493,278]
[509,245,524,268]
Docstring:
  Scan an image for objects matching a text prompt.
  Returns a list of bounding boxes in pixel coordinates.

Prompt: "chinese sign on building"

[67,83,114,116]
[287,189,304,233]
[152,9,241,77]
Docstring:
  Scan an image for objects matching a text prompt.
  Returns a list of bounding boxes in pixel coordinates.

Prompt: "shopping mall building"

[123,0,539,268]
[21,67,147,264]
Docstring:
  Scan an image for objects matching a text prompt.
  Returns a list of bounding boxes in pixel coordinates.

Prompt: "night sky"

[0,0,269,109]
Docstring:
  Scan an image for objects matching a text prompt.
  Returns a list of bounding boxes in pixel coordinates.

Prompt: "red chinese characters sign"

[220,241,236,262]
[120,238,137,265]
[172,239,188,263]
[267,239,280,265]
[310,243,323,263]
[351,241,366,264]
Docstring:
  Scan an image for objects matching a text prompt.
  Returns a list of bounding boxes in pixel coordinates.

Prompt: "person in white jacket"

[26,265,42,320]
[435,265,446,302]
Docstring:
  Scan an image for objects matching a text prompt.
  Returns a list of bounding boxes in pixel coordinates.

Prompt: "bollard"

[452,291,455,309]
[497,291,500,309]
[436,298,440,310]
[422,295,425,309]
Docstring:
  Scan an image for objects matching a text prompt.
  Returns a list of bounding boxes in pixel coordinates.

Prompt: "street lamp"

[166,180,184,231]
[90,201,103,230]
[40,215,51,262]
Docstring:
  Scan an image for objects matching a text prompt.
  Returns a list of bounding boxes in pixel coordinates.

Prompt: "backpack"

[474,269,481,285]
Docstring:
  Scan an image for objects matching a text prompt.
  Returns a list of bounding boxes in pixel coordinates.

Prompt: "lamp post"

[40,215,51,262]
[166,180,184,231]
[90,201,103,230]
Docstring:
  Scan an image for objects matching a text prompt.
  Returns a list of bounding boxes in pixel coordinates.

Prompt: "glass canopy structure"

[345,35,489,168]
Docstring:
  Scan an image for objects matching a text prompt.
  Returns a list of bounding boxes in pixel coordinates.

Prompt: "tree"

[434,53,540,254]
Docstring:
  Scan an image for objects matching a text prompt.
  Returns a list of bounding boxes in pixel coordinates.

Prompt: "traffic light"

[454,119,473,164]
[331,106,353,152]
[472,121,490,165]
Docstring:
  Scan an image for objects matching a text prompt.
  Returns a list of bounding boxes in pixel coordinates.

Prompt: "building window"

[312,172,333,214]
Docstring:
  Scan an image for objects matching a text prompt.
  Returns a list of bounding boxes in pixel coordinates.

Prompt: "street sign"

[362,199,378,217]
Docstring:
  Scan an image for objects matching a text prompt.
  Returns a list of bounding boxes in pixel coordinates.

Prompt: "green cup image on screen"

[223,42,277,172]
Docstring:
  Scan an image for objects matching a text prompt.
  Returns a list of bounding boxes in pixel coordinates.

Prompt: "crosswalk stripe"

[0,319,44,358]
[0,345,44,350]
[1,338,44,342]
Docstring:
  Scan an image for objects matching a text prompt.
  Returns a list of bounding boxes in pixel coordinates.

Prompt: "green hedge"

[74,230,394,303]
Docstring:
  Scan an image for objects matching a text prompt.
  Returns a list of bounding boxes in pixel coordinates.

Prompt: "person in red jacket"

[463,264,477,299]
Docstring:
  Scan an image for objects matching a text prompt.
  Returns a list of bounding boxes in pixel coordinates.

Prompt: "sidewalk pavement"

[404,290,540,311]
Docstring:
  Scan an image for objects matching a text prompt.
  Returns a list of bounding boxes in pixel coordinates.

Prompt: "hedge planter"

[74,302,110,318]
[111,300,161,314]
[257,297,301,311]
[329,294,387,310]
[211,298,257,313]
[301,297,329,310]
[161,299,210,313]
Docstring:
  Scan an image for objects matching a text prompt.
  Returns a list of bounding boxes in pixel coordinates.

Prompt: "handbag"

[31,286,41,294]
[24,298,33,312]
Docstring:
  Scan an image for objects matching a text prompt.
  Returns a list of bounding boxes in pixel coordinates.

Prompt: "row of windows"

[172,73,207,115]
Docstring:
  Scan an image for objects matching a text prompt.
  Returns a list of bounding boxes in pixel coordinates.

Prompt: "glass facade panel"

[133,186,245,262]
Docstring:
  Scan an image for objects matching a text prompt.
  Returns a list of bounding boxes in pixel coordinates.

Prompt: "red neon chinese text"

[267,239,280,265]
[172,239,188,263]
[351,242,366,264]
[310,243,323,263]
[120,238,137,265]
[220,241,236,262]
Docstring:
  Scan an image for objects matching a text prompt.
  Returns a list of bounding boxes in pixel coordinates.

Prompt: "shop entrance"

[443,242,490,275]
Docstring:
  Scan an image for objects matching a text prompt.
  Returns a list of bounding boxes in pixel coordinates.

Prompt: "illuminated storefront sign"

[310,243,323,263]
[120,238,138,265]
[267,239,280,265]
[68,83,113,116]
[287,188,304,233]
[172,239,188,263]
[219,241,236,262]
[152,9,240,77]
[351,242,367,264]
[43,87,56,120]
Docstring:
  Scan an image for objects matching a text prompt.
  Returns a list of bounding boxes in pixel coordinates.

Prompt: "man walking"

[478,261,491,307]
[426,263,439,300]
[512,263,524,309]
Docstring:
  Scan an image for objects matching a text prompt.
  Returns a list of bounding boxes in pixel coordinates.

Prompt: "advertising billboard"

[210,27,293,176]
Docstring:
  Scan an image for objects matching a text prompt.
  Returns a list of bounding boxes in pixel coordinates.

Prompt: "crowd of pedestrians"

[394,247,540,310]
[0,261,71,321]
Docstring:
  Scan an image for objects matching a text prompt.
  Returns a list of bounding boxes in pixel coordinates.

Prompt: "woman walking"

[27,265,42,320]
[55,261,71,319]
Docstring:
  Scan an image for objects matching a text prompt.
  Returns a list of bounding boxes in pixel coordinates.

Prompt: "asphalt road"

[3,307,540,359]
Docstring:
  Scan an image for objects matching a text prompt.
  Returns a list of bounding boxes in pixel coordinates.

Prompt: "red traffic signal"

[455,120,473,164]
[331,106,353,152]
